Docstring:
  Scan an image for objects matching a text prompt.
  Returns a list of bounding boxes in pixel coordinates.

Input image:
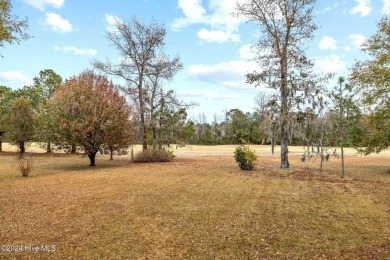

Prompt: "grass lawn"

[0,144,389,259]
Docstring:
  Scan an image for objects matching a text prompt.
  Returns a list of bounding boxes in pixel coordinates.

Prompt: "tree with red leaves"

[50,71,132,166]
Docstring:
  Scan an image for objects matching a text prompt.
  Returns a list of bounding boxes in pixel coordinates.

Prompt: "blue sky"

[1,0,388,122]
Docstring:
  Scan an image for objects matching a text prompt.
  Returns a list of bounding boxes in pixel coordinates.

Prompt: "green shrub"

[234,145,257,171]
[133,148,174,163]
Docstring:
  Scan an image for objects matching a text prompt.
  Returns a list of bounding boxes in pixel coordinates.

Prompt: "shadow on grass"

[0,151,132,177]
[50,158,131,172]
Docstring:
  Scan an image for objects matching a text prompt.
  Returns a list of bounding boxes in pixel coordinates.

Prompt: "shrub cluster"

[133,148,174,163]
[234,145,257,171]
[16,157,35,177]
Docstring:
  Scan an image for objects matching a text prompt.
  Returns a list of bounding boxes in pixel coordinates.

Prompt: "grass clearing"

[0,145,389,259]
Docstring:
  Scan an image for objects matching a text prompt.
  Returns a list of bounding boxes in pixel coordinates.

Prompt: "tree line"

[0,0,388,169]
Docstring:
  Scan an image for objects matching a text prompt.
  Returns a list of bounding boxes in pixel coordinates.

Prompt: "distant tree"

[350,17,390,154]
[50,71,132,166]
[194,113,208,144]
[150,90,194,148]
[1,97,34,156]
[211,113,221,143]
[295,108,317,157]
[329,77,362,178]
[235,0,326,168]
[32,69,62,152]
[93,16,181,151]
[254,92,269,144]
[33,69,62,101]
[227,109,251,144]
[0,85,13,151]
[12,85,44,109]
[0,0,31,56]
[263,97,280,154]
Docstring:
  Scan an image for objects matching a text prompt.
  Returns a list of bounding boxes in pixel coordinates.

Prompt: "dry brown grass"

[0,145,389,259]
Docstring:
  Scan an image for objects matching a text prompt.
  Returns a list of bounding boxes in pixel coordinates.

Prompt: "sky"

[1,0,388,122]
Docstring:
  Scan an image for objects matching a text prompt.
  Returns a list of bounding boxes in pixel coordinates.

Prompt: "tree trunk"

[280,57,290,168]
[319,140,323,173]
[271,137,275,155]
[0,140,2,152]
[138,76,148,150]
[340,145,345,178]
[316,141,320,155]
[71,143,76,154]
[307,140,310,160]
[47,141,52,153]
[280,124,289,168]
[19,141,25,158]
[109,146,114,160]
[88,153,97,166]
[152,126,158,150]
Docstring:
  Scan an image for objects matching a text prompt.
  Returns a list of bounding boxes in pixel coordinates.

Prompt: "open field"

[2,142,390,157]
[0,144,389,259]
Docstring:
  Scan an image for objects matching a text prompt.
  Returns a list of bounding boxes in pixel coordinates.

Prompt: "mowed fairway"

[0,145,389,259]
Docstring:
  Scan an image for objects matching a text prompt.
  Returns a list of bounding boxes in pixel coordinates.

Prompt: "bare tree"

[145,54,184,149]
[235,0,325,168]
[93,16,172,150]
[254,92,269,144]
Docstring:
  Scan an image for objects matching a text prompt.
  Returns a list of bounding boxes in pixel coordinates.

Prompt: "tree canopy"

[50,71,133,166]
[0,0,31,55]
[351,17,390,154]
[1,97,34,155]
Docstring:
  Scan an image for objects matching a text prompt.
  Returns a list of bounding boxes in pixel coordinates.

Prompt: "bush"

[16,157,35,177]
[234,145,257,171]
[133,148,174,163]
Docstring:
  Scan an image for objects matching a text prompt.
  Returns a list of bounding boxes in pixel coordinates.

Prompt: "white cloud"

[178,89,241,100]
[197,29,239,43]
[172,0,244,43]
[24,0,64,11]
[0,71,33,86]
[188,60,259,90]
[324,2,340,12]
[173,0,206,29]
[105,14,123,33]
[344,46,352,52]
[54,46,98,55]
[318,36,338,50]
[315,55,347,74]
[382,0,390,14]
[349,34,366,49]
[44,13,73,33]
[238,44,256,60]
[350,0,372,16]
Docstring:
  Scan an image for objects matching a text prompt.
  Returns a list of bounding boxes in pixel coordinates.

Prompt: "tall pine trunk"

[340,145,345,178]
[280,57,290,168]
